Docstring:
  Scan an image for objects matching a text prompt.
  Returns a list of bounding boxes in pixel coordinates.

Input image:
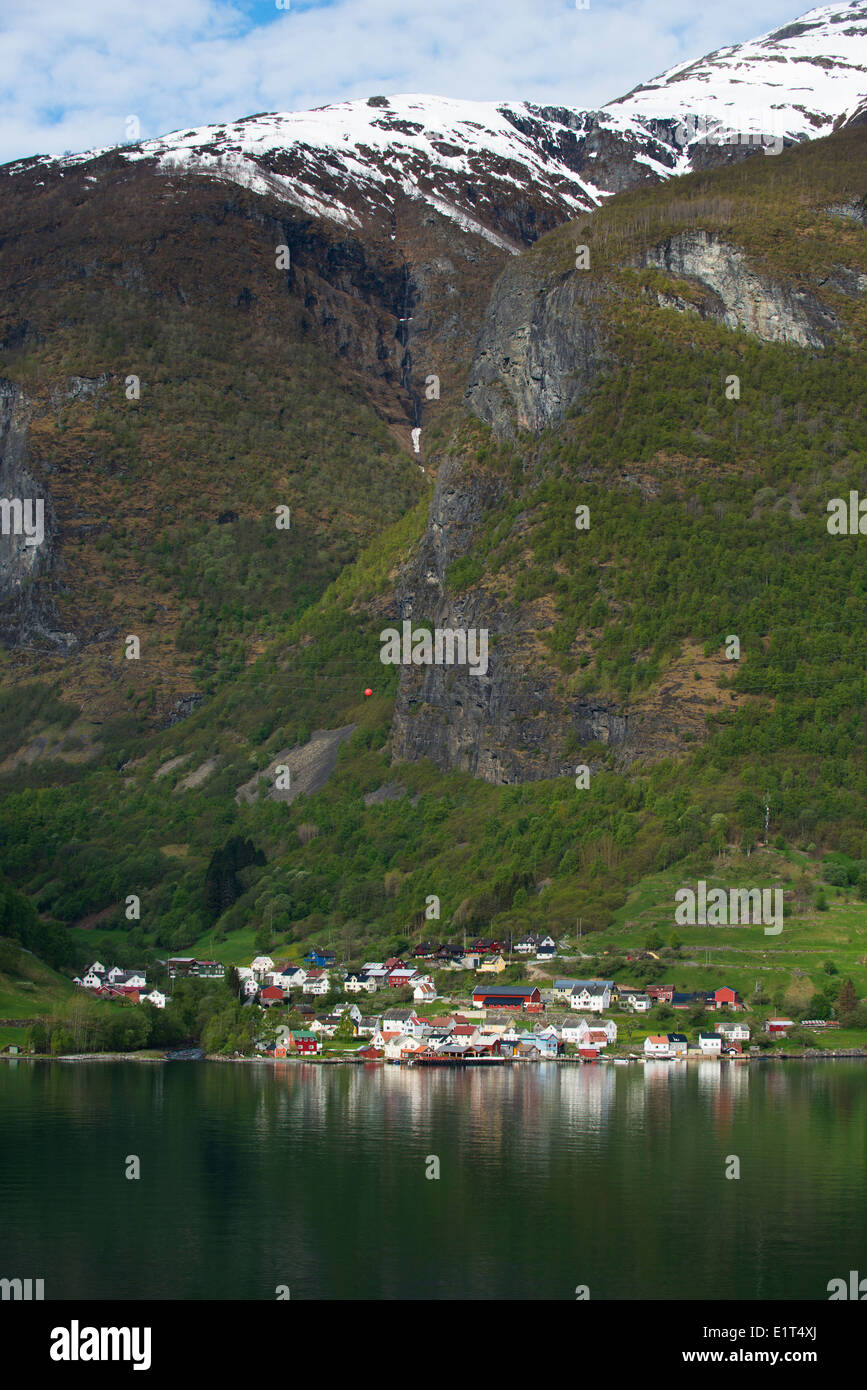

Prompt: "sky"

[0,0,812,164]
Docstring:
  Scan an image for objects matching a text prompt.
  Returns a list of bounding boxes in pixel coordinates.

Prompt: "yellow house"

[478,954,507,974]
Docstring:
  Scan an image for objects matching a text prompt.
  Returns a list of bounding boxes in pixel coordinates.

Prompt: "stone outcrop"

[464,254,613,437]
[0,378,73,651]
[389,454,630,784]
[636,230,839,347]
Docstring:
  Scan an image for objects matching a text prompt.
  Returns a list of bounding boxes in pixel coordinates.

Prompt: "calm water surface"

[1,1059,865,1300]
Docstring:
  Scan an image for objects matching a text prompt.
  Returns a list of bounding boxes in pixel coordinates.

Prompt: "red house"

[260,986,284,1007]
[472,985,542,1011]
[290,1030,319,1053]
[387,969,417,988]
[713,986,740,1010]
[646,985,675,1003]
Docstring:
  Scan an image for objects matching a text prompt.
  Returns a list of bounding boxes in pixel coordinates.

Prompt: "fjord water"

[1,1059,865,1301]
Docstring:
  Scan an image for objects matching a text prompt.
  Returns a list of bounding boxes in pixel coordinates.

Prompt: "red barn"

[260,986,284,1007]
[713,986,740,1010]
[472,985,542,1011]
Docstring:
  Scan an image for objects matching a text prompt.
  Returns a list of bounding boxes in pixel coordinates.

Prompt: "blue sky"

[1,0,808,164]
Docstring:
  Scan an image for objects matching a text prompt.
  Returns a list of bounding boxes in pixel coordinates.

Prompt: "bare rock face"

[636,231,839,347]
[464,254,612,437]
[0,378,72,651]
[389,455,630,785]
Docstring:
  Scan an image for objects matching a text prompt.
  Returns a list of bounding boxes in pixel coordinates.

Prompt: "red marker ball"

[364,688,373,697]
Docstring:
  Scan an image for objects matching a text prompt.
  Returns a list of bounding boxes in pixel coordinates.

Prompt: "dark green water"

[1,1058,865,1301]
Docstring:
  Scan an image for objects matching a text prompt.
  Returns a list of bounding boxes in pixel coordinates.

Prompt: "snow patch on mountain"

[607,0,867,140]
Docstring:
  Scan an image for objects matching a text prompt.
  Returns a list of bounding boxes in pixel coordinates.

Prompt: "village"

[66,932,836,1063]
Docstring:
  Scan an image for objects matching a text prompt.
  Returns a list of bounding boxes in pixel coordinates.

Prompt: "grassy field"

[0,948,75,1020]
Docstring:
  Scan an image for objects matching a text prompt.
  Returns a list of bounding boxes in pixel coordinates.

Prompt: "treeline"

[0,874,74,969]
[30,978,258,1056]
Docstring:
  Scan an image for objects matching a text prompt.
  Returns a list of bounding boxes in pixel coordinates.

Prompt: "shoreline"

[3,1048,866,1066]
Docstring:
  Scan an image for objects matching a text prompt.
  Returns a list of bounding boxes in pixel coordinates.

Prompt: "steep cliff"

[0,378,71,651]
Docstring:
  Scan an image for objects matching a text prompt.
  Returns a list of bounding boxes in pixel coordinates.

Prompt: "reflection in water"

[1,1060,865,1300]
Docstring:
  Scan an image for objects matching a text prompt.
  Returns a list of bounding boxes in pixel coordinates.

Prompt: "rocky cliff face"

[465,220,855,438]
[464,250,614,437]
[0,378,71,651]
[636,231,840,347]
[389,453,631,784]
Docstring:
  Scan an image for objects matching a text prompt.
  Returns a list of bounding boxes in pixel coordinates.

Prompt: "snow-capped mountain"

[608,0,867,141]
[6,3,866,251]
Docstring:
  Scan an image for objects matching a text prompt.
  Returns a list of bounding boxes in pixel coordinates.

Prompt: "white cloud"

[0,0,806,163]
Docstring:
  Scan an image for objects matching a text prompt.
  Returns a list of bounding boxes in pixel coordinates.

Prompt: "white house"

[333,1002,363,1024]
[699,1031,723,1054]
[559,1018,587,1045]
[514,934,539,955]
[570,983,612,1013]
[143,989,167,1009]
[310,1017,339,1037]
[250,955,275,982]
[414,980,437,1004]
[302,972,330,996]
[242,977,260,998]
[270,965,304,990]
[644,1035,670,1057]
[85,961,106,977]
[384,1032,417,1060]
[382,1008,421,1036]
[107,966,127,985]
[344,972,375,994]
[81,969,105,990]
[121,971,148,990]
[716,1021,750,1042]
[582,1018,618,1044]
